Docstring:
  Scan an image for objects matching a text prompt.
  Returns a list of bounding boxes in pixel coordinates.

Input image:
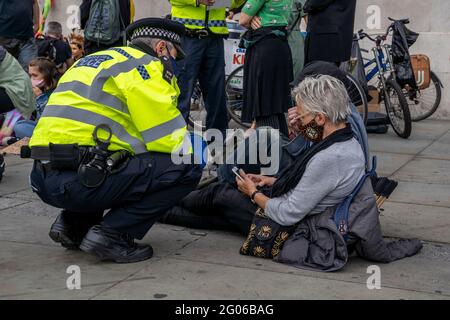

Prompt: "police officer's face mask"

[169,56,181,78]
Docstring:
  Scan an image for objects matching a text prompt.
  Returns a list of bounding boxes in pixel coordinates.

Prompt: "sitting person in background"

[36,21,73,74]
[69,31,85,61]
[14,57,58,139]
[0,45,35,144]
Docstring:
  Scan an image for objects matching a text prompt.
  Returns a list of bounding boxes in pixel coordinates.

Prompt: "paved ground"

[1,120,450,300]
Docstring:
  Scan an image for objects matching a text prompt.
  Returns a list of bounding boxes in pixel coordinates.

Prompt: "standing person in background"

[36,21,74,74]
[239,0,293,136]
[288,0,307,84]
[80,0,134,55]
[0,0,40,70]
[169,0,246,135]
[303,0,357,66]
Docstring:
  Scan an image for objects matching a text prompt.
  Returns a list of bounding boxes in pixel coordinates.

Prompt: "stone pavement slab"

[92,257,445,300]
[369,152,415,176]
[0,120,449,300]
[392,158,450,185]
[379,202,450,243]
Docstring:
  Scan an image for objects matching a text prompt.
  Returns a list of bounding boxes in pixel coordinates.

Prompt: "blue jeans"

[14,119,36,139]
[177,36,228,134]
[0,37,38,70]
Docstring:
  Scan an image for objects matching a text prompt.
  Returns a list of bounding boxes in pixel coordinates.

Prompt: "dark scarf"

[271,124,353,197]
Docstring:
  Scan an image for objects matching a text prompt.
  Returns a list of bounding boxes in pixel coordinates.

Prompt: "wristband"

[251,190,262,203]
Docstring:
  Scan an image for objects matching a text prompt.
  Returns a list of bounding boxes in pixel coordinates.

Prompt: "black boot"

[49,211,101,249]
[79,224,153,263]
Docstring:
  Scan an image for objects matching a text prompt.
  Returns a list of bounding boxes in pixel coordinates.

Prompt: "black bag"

[391,21,419,90]
[240,208,295,259]
[36,37,57,62]
[366,112,389,134]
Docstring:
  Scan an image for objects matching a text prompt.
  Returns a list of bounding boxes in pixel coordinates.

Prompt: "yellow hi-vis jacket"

[29,46,188,155]
[170,0,246,35]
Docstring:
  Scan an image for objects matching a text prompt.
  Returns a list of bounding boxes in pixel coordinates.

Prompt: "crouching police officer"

[25,18,202,263]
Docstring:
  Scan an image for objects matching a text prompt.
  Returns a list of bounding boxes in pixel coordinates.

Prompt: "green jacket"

[0,47,35,119]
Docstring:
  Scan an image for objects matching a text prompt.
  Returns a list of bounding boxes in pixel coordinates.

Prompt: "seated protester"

[162,75,422,270]
[36,21,73,74]
[0,46,35,132]
[69,31,85,61]
[162,75,365,233]
[14,57,58,139]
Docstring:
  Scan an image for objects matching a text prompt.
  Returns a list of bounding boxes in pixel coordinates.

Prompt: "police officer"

[27,18,202,263]
[169,0,245,134]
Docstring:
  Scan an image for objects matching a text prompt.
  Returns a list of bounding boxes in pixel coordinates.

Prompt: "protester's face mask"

[31,78,45,89]
[298,117,325,142]
[29,66,45,89]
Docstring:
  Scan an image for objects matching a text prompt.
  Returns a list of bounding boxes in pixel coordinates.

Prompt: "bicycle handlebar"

[356,17,412,47]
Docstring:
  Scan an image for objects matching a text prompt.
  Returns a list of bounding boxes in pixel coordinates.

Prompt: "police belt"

[27,145,89,162]
[185,28,226,39]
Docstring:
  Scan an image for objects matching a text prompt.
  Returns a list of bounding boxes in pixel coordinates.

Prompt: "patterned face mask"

[298,118,324,142]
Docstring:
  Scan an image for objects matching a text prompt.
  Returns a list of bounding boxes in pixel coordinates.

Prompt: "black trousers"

[30,152,202,239]
[161,182,257,236]
[0,87,15,113]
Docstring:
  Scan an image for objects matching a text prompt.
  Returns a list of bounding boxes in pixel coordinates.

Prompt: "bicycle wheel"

[344,72,369,125]
[225,65,251,128]
[406,71,442,122]
[382,79,412,139]
[188,82,207,131]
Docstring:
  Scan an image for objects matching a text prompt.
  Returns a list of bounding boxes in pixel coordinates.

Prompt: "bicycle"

[356,27,412,139]
[225,65,369,128]
[385,17,443,122]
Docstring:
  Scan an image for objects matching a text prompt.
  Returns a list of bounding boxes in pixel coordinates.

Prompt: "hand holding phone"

[232,166,244,181]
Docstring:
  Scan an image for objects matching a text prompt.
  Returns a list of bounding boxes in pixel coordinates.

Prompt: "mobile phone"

[232,166,244,181]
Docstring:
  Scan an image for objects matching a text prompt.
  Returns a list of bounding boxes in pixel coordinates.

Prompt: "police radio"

[78,124,113,188]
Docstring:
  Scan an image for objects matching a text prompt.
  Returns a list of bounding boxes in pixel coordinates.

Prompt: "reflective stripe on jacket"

[170,0,246,35]
[30,46,188,155]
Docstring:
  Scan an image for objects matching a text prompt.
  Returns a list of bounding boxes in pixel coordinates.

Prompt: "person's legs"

[160,181,256,235]
[14,120,36,139]
[102,174,201,239]
[18,38,38,70]
[197,37,228,134]
[0,37,20,60]
[177,36,205,122]
[49,209,104,249]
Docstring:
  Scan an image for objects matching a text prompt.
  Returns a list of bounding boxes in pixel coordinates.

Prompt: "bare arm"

[33,0,40,34]
[239,12,253,29]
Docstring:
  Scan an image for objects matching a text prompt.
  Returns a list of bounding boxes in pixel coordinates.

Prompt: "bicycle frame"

[364,44,395,86]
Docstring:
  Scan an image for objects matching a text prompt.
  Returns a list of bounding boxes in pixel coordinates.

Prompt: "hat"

[126,18,186,59]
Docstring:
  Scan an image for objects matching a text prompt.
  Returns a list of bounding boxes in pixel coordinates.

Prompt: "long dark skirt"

[241,35,293,124]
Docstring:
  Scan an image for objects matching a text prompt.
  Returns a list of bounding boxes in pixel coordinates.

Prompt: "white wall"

[45,0,450,119]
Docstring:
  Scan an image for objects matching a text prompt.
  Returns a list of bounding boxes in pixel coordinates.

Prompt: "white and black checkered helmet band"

[131,27,181,44]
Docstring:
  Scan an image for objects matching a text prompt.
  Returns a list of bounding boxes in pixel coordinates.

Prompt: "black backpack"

[36,37,57,62]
